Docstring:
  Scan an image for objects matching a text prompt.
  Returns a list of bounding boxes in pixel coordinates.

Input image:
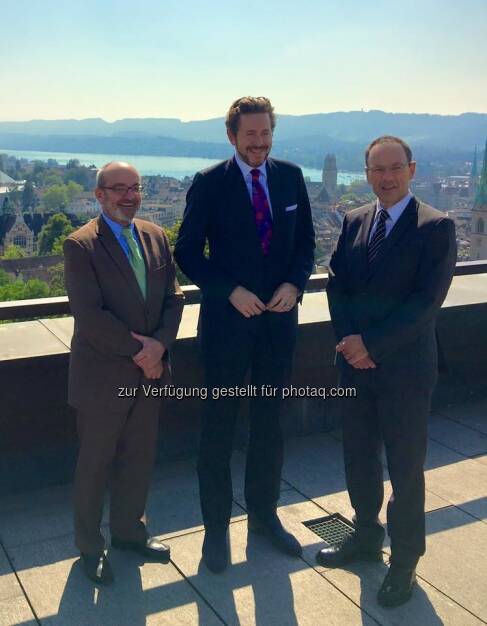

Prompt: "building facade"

[2,212,35,255]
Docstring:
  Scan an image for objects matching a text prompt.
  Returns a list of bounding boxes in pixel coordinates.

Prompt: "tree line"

[1,156,93,214]
[0,218,190,304]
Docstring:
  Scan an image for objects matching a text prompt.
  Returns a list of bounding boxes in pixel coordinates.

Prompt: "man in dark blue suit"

[175,97,315,572]
[317,136,457,607]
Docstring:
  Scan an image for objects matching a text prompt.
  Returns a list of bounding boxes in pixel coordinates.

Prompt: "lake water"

[0,147,365,184]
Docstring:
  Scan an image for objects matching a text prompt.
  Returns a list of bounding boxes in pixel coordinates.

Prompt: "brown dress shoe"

[111,536,170,563]
[80,552,114,585]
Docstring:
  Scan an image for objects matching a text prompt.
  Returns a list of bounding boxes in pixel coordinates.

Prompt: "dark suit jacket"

[327,196,457,384]
[174,157,315,355]
[64,215,185,413]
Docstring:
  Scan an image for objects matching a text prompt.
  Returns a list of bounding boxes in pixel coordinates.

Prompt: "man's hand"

[266,283,299,313]
[351,356,376,370]
[141,360,164,380]
[336,334,371,366]
[131,332,166,370]
[229,286,266,318]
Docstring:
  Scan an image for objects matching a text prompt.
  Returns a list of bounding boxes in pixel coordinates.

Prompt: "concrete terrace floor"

[1,396,486,626]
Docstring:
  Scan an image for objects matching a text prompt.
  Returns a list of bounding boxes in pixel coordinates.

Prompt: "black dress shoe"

[377,564,416,608]
[80,552,114,585]
[202,529,228,573]
[248,513,302,557]
[111,536,170,563]
[315,534,382,568]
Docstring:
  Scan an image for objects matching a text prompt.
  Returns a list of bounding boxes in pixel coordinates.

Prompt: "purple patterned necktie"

[250,168,273,255]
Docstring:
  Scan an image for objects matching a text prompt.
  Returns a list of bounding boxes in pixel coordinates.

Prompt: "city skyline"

[1,0,486,122]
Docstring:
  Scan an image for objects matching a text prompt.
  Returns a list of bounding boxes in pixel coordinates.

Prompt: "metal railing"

[1,261,486,322]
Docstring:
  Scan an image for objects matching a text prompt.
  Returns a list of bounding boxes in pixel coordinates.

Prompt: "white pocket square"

[285,204,297,212]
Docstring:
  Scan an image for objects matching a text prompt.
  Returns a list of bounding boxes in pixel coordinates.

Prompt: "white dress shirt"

[368,191,413,242]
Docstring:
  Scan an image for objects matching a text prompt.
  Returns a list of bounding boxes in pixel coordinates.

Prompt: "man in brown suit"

[64,161,184,584]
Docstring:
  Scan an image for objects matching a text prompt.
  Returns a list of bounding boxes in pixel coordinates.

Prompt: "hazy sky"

[1,0,486,121]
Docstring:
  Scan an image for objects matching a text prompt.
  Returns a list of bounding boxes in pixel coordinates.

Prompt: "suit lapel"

[223,158,262,256]
[358,203,376,270]
[367,196,418,280]
[266,158,285,260]
[382,196,417,251]
[96,215,146,307]
[134,220,152,271]
[134,220,158,310]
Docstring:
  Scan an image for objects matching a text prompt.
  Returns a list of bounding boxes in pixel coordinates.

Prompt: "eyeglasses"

[100,184,144,195]
[366,163,410,176]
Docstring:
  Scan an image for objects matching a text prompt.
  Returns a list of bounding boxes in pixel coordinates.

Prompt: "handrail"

[1,262,486,321]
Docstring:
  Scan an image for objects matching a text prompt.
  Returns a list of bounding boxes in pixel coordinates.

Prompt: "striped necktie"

[250,168,273,255]
[121,227,147,299]
[368,209,389,266]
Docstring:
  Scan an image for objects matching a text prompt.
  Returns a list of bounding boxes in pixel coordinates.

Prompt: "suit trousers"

[198,312,294,530]
[339,366,432,569]
[74,389,160,555]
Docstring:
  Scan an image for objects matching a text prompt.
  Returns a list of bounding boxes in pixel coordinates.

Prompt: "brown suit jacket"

[64,215,185,414]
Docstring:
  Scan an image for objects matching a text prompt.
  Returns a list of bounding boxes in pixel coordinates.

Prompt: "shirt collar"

[101,211,135,236]
[234,150,268,181]
[376,191,413,224]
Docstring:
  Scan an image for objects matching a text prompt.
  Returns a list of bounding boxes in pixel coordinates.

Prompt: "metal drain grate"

[303,513,355,546]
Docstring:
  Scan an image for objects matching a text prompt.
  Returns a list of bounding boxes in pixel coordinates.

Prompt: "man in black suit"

[316,136,456,607]
[175,96,315,572]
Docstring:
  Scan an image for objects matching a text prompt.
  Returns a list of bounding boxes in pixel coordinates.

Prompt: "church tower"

[469,146,479,200]
[322,154,337,200]
[470,139,487,261]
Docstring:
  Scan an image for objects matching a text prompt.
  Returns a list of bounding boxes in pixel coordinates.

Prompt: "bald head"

[95,161,142,226]
[96,161,140,189]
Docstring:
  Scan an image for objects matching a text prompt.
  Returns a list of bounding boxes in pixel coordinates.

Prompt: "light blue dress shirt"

[101,212,142,260]
[368,191,413,242]
[234,151,273,216]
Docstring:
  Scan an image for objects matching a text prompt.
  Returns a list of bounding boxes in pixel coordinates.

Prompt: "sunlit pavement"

[1,396,486,625]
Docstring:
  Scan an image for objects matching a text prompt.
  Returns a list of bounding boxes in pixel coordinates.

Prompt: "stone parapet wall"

[1,273,487,495]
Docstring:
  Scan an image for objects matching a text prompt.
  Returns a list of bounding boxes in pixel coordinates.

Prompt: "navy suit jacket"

[327,196,457,385]
[174,156,315,355]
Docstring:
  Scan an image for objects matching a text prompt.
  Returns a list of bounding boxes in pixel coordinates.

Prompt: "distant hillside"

[1,110,486,172]
[1,110,486,146]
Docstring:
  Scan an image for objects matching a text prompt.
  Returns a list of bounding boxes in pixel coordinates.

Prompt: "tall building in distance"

[469,146,479,199]
[322,154,337,201]
[470,139,487,261]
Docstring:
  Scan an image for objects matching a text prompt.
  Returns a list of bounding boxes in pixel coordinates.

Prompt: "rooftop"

[1,394,486,625]
[0,171,16,185]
